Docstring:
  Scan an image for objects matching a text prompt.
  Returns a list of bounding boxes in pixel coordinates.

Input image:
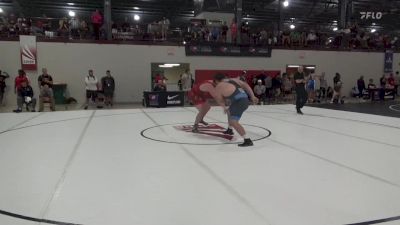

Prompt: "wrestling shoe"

[238,138,253,147]
[192,124,199,133]
[223,128,234,135]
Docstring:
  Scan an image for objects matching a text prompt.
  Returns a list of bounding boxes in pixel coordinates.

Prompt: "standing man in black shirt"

[101,70,116,107]
[294,66,307,114]
[38,68,55,111]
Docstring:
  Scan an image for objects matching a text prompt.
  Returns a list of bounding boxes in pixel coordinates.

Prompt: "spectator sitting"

[0,70,10,105]
[153,80,166,92]
[84,69,99,110]
[101,70,115,107]
[14,69,30,94]
[154,73,167,85]
[357,76,366,99]
[14,81,36,113]
[38,68,55,111]
[253,80,266,104]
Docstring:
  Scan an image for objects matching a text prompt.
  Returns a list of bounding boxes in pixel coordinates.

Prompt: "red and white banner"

[20,35,37,71]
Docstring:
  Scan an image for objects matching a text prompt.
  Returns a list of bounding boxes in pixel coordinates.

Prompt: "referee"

[294,66,308,114]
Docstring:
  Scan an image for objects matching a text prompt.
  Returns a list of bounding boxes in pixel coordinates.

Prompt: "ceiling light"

[159,65,174,68]
[333,27,338,31]
[67,3,75,6]
[183,41,187,45]
[371,28,376,33]
[372,22,376,26]
[134,14,140,21]
[306,66,315,69]
[0,8,3,13]
[68,10,76,17]
[164,64,180,67]
[133,7,139,10]
[333,20,337,23]
[287,65,300,68]
[283,0,289,7]
[290,24,295,29]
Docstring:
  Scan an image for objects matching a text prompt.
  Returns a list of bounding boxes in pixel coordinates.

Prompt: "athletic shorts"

[86,90,97,99]
[229,97,249,121]
[103,89,114,98]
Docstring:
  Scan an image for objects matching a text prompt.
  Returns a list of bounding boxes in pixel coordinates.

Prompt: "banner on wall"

[384,50,393,73]
[185,45,272,57]
[20,35,38,71]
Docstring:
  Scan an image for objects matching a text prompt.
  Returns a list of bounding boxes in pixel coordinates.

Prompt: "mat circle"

[389,104,400,112]
[140,122,272,145]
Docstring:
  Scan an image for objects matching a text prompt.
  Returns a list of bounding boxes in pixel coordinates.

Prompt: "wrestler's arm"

[232,78,259,104]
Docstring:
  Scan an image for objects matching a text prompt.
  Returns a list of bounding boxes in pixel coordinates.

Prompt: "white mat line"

[38,111,96,222]
[0,113,44,134]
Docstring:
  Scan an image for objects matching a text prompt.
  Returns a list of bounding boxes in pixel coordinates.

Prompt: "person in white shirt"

[84,69,99,110]
[181,69,193,104]
[181,69,192,91]
[253,80,266,104]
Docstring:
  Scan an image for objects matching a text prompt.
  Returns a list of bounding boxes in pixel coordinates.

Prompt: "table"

[368,88,395,101]
[143,91,185,108]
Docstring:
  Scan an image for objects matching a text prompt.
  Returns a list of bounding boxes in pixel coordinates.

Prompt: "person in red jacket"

[91,9,103,40]
[14,69,30,94]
